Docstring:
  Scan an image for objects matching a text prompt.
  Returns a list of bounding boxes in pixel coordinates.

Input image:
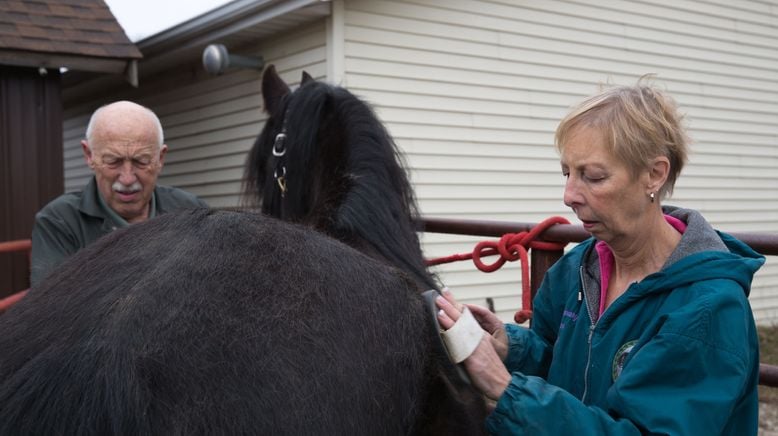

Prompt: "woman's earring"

[650,192,655,203]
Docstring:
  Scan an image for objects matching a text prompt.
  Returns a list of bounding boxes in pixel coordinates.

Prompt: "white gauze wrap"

[441,307,486,363]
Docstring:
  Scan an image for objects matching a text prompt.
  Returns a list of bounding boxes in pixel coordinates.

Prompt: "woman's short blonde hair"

[555,77,689,199]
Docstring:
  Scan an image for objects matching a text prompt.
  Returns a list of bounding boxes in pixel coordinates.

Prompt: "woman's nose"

[563,177,581,208]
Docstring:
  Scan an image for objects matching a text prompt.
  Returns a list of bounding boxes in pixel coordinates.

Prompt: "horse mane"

[244,66,437,290]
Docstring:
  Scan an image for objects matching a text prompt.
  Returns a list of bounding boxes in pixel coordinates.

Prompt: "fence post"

[530,249,564,303]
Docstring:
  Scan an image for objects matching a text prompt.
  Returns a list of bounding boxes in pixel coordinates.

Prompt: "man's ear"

[647,156,670,195]
[158,144,168,167]
[82,140,95,168]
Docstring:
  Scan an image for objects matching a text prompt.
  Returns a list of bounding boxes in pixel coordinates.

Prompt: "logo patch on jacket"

[612,340,638,381]
[559,310,579,330]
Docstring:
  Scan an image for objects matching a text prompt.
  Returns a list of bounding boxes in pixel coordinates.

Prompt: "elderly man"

[31,101,207,286]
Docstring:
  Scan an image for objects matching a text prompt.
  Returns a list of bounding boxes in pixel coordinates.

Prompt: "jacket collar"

[580,206,733,323]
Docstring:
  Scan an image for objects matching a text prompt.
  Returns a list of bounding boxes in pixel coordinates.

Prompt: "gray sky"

[104,0,233,42]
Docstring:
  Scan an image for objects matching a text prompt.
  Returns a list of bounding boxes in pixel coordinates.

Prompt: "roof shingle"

[0,0,141,61]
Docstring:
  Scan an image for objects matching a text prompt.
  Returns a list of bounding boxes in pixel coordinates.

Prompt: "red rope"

[426,216,570,323]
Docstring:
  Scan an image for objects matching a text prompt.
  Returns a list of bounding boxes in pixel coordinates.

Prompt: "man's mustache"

[112,181,142,193]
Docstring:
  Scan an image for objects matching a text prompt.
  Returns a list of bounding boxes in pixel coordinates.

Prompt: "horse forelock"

[245,81,335,219]
[282,82,337,219]
[242,93,286,213]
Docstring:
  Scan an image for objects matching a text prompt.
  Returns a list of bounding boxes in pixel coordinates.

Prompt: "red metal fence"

[0,239,31,313]
[422,217,778,388]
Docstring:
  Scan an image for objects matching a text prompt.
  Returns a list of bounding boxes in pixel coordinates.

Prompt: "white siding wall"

[341,0,778,323]
[63,23,329,208]
[61,1,778,324]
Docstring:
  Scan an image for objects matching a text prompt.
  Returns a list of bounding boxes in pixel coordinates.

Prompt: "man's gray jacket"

[30,177,207,286]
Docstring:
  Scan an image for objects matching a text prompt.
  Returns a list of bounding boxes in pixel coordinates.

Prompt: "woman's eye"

[584,174,605,182]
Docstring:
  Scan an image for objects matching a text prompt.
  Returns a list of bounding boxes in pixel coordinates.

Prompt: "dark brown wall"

[0,65,63,297]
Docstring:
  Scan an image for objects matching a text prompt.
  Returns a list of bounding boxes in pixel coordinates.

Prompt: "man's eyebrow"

[101,152,152,158]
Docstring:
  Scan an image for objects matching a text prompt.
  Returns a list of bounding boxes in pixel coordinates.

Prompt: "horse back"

[0,210,444,435]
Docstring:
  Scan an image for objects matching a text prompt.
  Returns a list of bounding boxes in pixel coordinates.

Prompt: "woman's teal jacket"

[486,207,764,435]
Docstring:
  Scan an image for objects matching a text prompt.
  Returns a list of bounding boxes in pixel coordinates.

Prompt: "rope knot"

[471,216,569,274]
[426,216,570,324]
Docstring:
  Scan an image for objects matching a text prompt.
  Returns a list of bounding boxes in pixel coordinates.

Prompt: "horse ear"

[301,71,314,85]
[261,64,291,115]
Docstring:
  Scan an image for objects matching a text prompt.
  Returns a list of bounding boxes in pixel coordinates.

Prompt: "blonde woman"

[438,80,764,435]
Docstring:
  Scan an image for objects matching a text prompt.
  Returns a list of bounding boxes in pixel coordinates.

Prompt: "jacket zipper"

[580,266,597,403]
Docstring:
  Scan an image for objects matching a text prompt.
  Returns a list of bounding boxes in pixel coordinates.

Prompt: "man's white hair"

[84,102,164,150]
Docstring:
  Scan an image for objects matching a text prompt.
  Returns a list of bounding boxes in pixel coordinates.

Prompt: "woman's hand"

[436,289,512,401]
[465,301,509,361]
[439,289,509,360]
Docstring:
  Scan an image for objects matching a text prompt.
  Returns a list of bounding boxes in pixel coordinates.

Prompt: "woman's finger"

[467,304,502,331]
[436,295,461,323]
[441,287,465,312]
[437,309,455,330]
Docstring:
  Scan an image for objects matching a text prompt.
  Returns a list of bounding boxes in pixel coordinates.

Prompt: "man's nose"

[118,161,137,185]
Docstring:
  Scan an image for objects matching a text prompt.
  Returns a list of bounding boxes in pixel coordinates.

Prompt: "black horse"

[0,68,487,434]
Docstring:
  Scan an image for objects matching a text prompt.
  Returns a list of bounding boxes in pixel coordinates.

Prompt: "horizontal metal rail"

[0,239,31,254]
[421,217,778,388]
[0,239,32,313]
[423,217,778,256]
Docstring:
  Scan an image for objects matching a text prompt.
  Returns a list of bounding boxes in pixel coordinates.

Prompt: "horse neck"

[334,209,436,291]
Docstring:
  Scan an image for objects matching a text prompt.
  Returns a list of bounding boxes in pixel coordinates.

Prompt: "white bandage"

[441,307,486,363]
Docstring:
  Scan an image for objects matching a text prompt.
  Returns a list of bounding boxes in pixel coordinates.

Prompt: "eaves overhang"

[62,0,330,105]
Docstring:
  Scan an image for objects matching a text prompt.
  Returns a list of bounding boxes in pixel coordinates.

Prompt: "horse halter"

[272,111,289,197]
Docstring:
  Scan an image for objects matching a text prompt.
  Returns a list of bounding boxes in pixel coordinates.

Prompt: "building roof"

[0,0,141,76]
[62,0,330,104]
